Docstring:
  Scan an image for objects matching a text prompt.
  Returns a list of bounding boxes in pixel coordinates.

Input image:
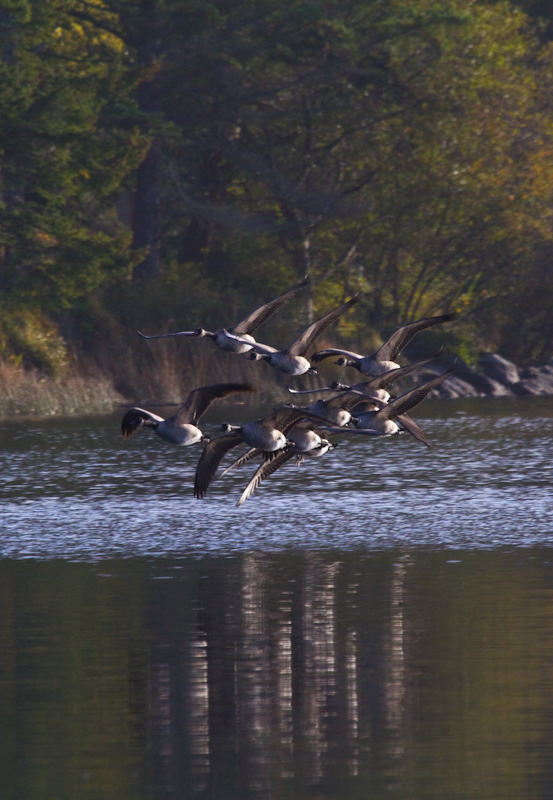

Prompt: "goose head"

[195,327,218,339]
[335,357,356,368]
[220,422,240,432]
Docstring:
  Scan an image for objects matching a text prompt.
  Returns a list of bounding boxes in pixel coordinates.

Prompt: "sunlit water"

[1,397,553,800]
[1,396,553,558]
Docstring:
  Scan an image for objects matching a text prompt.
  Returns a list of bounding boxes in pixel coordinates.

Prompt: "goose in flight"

[225,294,361,375]
[121,383,256,446]
[219,419,334,479]
[137,275,309,354]
[193,406,330,498]
[321,369,455,446]
[236,424,334,507]
[287,354,442,405]
[283,389,368,428]
[311,312,456,377]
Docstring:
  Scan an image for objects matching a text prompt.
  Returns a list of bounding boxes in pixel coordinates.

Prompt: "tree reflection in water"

[1,550,553,800]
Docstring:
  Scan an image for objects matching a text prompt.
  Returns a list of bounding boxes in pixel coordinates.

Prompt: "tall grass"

[109,335,295,407]
[0,330,343,419]
[0,361,123,419]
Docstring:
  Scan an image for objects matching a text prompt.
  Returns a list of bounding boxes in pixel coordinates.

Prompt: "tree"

[0,0,147,371]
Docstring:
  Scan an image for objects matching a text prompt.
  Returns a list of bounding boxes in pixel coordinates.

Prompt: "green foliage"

[0,309,69,376]
[2,0,553,392]
[0,0,148,347]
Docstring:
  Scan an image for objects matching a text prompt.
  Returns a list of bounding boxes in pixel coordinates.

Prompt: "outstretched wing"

[219,447,264,478]
[395,413,430,447]
[315,425,384,437]
[352,354,443,394]
[175,383,256,425]
[121,407,164,438]
[310,347,364,364]
[287,294,361,357]
[222,330,278,355]
[375,313,456,362]
[237,449,295,507]
[137,329,198,340]
[268,405,337,433]
[326,390,378,413]
[194,433,243,498]
[287,382,351,395]
[376,369,455,421]
[231,275,309,335]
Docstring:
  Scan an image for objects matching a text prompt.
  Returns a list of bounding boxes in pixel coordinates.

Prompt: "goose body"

[219,418,331,479]
[303,398,353,427]
[289,355,444,406]
[209,330,256,354]
[285,389,365,428]
[322,369,455,446]
[249,348,313,376]
[287,421,331,453]
[311,313,456,377]
[193,406,329,498]
[124,410,206,446]
[137,276,309,353]
[227,294,360,376]
[236,422,333,506]
[121,383,255,446]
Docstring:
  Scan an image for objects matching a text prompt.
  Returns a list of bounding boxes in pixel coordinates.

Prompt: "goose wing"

[287,382,350,395]
[374,313,456,362]
[121,407,164,437]
[268,405,336,433]
[375,369,455,421]
[231,275,309,335]
[219,447,265,478]
[137,329,198,340]
[310,347,364,364]
[325,390,376,412]
[263,405,309,433]
[174,383,256,425]
[287,294,361,357]
[194,432,243,498]
[354,354,443,394]
[316,425,384,437]
[237,449,295,507]
[222,330,278,355]
[395,413,430,447]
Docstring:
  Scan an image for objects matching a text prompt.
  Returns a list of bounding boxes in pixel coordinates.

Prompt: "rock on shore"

[429,353,553,398]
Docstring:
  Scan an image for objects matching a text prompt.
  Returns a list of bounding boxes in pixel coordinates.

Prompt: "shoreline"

[1,352,552,421]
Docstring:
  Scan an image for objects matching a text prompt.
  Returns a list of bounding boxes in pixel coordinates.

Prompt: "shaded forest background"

[2,0,553,413]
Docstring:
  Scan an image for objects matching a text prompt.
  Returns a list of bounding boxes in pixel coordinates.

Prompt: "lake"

[1,396,553,799]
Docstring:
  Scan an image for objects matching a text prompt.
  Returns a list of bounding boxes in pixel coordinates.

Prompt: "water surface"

[1,396,552,558]
[1,397,552,799]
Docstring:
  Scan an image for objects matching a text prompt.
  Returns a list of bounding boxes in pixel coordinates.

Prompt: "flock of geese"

[122,277,456,506]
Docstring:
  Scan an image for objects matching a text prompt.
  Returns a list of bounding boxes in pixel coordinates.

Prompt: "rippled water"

[1,396,552,558]
[1,398,553,800]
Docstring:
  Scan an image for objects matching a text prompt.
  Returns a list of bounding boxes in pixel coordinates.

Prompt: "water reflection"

[2,551,553,799]
[1,398,553,798]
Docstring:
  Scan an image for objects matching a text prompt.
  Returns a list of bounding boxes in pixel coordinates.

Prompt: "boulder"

[479,353,520,386]
[512,365,553,395]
